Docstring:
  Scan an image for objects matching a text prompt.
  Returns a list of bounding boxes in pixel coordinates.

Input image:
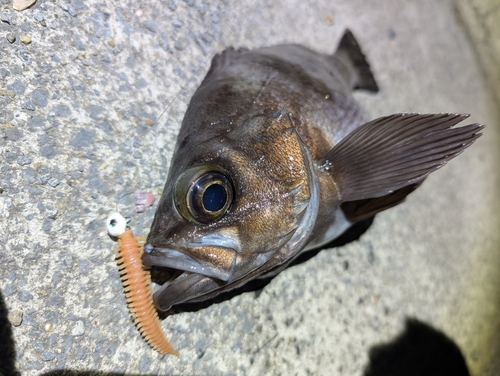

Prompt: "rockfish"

[143,30,483,312]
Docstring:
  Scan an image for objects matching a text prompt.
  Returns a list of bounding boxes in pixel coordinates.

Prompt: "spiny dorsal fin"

[204,47,249,80]
[321,113,484,202]
[335,30,379,93]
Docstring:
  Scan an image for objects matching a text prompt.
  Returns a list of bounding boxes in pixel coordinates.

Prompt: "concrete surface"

[1,0,499,375]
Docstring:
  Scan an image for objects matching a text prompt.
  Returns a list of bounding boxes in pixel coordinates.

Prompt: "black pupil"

[202,184,227,212]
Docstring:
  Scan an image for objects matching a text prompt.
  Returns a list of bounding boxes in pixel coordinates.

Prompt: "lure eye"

[174,166,234,224]
[106,212,127,237]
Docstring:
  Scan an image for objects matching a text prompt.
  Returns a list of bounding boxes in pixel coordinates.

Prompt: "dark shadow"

[364,318,470,376]
[157,216,374,317]
[41,371,151,376]
[0,289,19,376]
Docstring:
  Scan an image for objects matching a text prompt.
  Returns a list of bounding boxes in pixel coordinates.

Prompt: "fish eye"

[174,166,234,224]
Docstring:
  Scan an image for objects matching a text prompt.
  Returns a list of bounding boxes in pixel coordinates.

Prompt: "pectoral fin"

[322,113,483,204]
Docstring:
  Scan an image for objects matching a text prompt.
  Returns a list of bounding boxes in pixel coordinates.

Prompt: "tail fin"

[335,30,379,93]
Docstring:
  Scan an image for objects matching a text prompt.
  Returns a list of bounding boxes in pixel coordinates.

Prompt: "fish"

[143,30,484,312]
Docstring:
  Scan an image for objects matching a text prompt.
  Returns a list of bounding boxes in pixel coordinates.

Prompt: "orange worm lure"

[106,213,178,356]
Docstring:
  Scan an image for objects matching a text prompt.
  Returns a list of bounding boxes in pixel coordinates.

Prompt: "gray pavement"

[1,0,499,375]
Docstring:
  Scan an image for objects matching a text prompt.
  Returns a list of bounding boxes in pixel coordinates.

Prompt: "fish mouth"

[143,244,237,281]
[142,233,241,311]
[143,243,238,311]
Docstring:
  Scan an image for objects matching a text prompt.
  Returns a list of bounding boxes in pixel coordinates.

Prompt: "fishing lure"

[106,212,178,356]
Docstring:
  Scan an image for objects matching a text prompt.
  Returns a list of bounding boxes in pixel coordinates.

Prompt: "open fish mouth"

[143,243,238,311]
[143,244,237,281]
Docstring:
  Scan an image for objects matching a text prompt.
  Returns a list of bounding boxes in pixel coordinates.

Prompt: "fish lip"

[153,271,206,311]
[143,244,237,281]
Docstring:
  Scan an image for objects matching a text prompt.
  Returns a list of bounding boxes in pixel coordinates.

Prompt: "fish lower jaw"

[152,271,206,312]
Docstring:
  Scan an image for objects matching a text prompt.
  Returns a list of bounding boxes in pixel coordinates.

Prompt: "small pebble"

[18,291,33,302]
[47,178,60,187]
[63,254,73,268]
[139,354,151,373]
[34,12,44,22]
[13,0,36,11]
[4,283,16,296]
[6,34,16,44]
[1,13,10,24]
[42,219,52,232]
[8,79,26,95]
[20,35,32,44]
[22,102,35,111]
[38,173,51,185]
[174,37,188,51]
[32,88,49,107]
[41,351,55,361]
[71,320,85,336]
[17,155,32,166]
[8,310,23,326]
[168,0,177,11]
[47,209,57,219]
[143,20,158,33]
[44,323,53,332]
[0,67,9,78]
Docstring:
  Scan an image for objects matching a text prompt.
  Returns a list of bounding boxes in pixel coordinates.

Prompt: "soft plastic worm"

[106,213,178,356]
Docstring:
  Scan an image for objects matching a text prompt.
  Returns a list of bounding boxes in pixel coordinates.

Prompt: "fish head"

[144,111,320,311]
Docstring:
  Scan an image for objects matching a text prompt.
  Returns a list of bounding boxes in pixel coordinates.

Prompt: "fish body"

[144,30,483,312]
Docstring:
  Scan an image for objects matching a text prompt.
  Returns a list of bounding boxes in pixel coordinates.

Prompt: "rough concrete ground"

[1,0,499,375]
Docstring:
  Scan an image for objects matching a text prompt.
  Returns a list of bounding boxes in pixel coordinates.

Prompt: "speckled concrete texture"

[455,0,500,105]
[1,0,499,375]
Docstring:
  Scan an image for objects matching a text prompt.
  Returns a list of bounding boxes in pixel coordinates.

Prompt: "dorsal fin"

[204,47,249,79]
[334,30,379,93]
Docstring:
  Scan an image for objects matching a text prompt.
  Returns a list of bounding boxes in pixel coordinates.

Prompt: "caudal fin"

[335,30,379,93]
